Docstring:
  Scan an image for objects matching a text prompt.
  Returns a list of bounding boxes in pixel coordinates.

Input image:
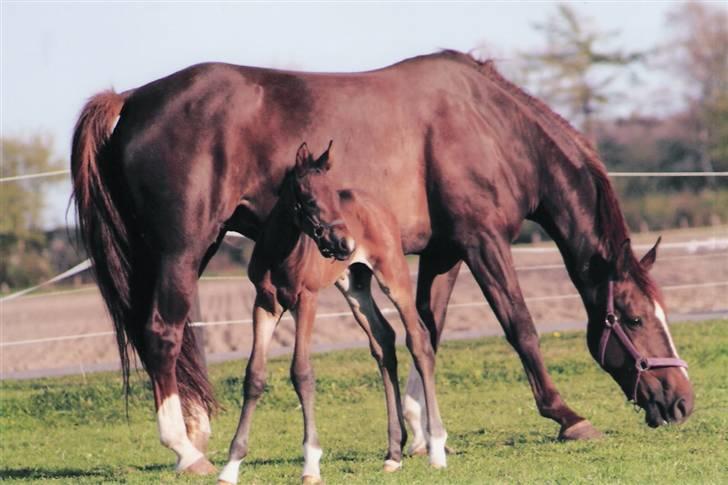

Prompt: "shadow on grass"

[0,467,113,480]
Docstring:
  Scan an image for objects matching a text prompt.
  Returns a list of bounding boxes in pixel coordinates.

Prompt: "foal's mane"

[432,50,659,299]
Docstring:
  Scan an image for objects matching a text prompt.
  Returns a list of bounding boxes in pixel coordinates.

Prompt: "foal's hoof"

[445,445,457,455]
[217,481,235,485]
[558,420,604,441]
[383,459,402,473]
[182,456,217,475]
[302,475,323,485]
[408,444,428,457]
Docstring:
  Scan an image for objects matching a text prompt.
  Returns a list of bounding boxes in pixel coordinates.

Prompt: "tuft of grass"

[1,320,726,483]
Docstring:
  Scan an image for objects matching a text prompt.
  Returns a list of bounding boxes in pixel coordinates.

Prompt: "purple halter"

[599,280,688,402]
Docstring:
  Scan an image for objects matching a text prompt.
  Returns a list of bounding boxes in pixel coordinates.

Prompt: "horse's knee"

[291,364,315,393]
[244,370,267,400]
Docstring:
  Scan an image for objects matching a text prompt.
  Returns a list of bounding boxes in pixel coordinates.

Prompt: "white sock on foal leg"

[403,364,428,454]
[428,432,448,468]
[157,394,204,471]
[302,443,323,479]
[218,459,243,484]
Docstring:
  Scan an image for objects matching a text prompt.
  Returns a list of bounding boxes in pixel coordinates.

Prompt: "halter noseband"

[292,201,345,241]
[599,280,688,402]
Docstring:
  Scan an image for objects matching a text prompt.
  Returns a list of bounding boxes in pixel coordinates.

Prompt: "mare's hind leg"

[464,233,601,440]
[145,253,216,474]
[336,265,407,472]
[185,234,225,454]
[374,257,448,468]
[218,296,282,485]
[405,249,461,455]
[290,290,324,484]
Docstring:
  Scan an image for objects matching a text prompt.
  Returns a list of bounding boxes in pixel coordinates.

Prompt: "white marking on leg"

[428,432,448,468]
[383,459,402,471]
[301,443,323,479]
[218,459,243,484]
[654,301,689,379]
[157,394,204,471]
[403,364,428,454]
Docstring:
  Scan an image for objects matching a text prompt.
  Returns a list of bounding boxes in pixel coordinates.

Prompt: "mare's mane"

[432,50,658,299]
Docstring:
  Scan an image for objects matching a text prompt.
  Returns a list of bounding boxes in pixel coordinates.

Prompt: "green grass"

[1,320,726,484]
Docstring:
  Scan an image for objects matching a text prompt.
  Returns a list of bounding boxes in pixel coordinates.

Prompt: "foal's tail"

[71,90,216,414]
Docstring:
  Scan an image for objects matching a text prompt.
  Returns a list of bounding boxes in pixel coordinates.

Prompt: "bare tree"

[520,4,645,140]
[664,1,728,172]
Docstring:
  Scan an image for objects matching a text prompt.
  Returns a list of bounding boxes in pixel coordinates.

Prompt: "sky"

[0,1,704,227]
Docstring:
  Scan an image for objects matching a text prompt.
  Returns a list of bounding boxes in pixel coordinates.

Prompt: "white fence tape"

[0,169,71,183]
[3,170,727,183]
[2,280,726,348]
[2,238,727,303]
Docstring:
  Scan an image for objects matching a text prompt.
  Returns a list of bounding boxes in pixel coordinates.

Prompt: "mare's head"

[587,238,694,427]
[286,141,354,261]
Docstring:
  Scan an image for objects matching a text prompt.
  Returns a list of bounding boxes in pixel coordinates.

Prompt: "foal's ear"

[315,140,334,172]
[295,142,312,174]
[640,236,661,272]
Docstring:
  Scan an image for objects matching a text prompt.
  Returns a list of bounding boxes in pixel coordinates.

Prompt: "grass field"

[1,320,726,484]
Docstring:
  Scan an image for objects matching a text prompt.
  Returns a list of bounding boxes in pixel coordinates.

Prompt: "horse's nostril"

[672,398,688,422]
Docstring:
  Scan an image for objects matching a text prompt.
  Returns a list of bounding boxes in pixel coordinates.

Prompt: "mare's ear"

[295,142,311,175]
[640,236,661,272]
[615,239,633,277]
[315,140,334,172]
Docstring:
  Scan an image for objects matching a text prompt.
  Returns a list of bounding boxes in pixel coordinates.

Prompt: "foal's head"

[587,239,694,427]
[286,141,355,261]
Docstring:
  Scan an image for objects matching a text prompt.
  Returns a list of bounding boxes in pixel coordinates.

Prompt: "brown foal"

[218,142,446,485]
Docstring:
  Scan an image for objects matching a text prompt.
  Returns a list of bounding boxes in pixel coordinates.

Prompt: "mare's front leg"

[291,290,324,484]
[218,297,282,485]
[405,249,461,455]
[464,232,602,440]
[336,265,407,472]
[375,259,448,468]
[146,254,216,475]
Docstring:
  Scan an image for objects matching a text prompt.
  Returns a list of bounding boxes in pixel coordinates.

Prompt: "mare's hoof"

[383,459,402,473]
[302,475,323,485]
[558,420,604,441]
[183,456,217,475]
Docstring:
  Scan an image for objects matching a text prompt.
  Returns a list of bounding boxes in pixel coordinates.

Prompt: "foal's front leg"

[291,290,324,484]
[218,298,282,485]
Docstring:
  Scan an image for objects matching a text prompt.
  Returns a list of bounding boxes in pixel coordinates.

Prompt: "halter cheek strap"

[599,280,688,402]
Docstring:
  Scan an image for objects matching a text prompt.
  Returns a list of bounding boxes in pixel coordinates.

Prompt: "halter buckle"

[635,358,649,372]
[604,313,617,328]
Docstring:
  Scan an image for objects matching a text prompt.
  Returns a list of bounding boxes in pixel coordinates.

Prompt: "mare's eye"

[626,316,642,326]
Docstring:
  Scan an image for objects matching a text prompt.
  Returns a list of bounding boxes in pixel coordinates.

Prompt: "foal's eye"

[306,199,317,209]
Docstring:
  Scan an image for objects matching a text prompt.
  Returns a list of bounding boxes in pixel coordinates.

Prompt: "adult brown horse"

[71,50,693,475]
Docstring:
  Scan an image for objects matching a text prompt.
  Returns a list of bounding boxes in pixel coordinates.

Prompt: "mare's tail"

[70,90,216,414]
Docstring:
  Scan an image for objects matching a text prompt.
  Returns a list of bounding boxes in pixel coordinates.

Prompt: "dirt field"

[2,228,726,377]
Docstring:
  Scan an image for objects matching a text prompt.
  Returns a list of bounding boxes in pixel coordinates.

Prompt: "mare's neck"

[534,160,613,319]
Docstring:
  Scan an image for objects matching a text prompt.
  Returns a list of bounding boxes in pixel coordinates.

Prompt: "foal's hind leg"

[218,297,282,485]
[464,234,601,440]
[374,259,448,468]
[145,254,215,474]
[405,250,461,456]
[336,265,407,472]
